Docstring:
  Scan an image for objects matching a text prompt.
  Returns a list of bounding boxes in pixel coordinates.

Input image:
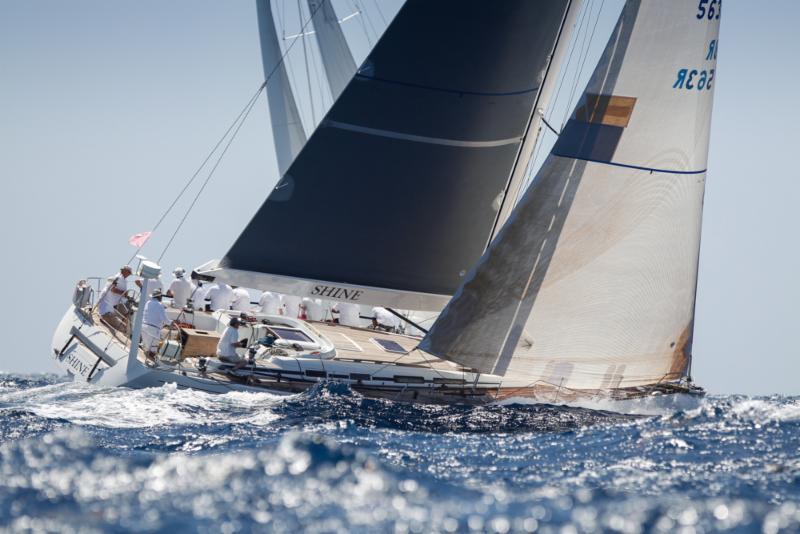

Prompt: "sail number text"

[696,0,721,20]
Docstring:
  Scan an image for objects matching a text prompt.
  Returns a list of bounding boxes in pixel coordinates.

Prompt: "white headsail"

[307,0,358,102]
[421,0,721,390]
[256,0,308,176]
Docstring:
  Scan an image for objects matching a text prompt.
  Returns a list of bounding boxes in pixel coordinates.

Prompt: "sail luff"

[489,0,584,242]
[421,0,720,390]
[307,0,358,102]
[256,0,308,177]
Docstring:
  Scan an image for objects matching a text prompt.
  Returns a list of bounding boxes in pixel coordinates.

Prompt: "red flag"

[128,231,152,248]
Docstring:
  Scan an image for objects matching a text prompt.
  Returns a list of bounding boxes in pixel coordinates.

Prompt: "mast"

[489,0,584,242]
[307,0,358,102]
[256,0,308,176]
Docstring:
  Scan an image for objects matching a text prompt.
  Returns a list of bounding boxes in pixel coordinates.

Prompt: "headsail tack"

[204,0,572,310]
[421,0,721,389]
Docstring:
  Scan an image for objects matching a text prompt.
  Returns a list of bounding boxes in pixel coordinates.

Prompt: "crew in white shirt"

[372,306,399,332]
[332,302,361,327]
[98,265,133,331]
[141,289,171,355]
[189,281,210,311]
[301,297,326,321]
[166,267,194,309]
[207,282,234,311]
[230,286,252,312]
[216,317,248,370]
[282,294,302,318]
[258,291,283,315]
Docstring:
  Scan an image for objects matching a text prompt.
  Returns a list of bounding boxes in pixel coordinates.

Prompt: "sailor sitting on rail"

[166,267,194,309]
[141,289,173,356]
[97,265,133,331]
[230,286,252,312]
[371,307,399,333]
[206,282,234,312]
[216,316,248,370]
[258,290,282,315]
[331,302,361,327]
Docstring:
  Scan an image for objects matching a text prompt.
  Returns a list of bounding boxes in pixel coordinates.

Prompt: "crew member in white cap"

[216,316,249,370]
[167,267,194,309]
[98,265,133,331]
[332,302,361,327]
[371,306,399,332]
[141,289,172,356]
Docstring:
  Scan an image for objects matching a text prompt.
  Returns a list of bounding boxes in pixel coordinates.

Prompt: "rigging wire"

[156,83,266,264]
[131,0,326,266]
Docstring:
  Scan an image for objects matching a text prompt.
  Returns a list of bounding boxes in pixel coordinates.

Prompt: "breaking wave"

[1,374,799,532]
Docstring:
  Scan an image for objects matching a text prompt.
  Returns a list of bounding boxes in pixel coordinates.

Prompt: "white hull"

[52,304,702,406]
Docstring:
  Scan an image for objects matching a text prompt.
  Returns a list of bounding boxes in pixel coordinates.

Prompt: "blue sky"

[0,1,797,394]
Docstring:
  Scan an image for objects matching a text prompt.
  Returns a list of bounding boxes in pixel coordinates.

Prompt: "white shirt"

[216,326,239,358]
[302,298,325,321]
[98,273,128,315]
[207,283,234,311]
[282,295,302,318]
[143,297,169,329]
[333,302,361,327]
[190,283,210,310]
[372,307,399,328]
[258,291,282,315]
[231,287,252,312]
[168,277,194,308]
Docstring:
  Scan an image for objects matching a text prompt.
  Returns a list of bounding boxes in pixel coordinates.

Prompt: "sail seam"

[354,74,540,97]
[323,120,522,148]
[552,153,706,175]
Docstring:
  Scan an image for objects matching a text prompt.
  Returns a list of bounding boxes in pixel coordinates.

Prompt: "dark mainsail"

[219,0,571,305]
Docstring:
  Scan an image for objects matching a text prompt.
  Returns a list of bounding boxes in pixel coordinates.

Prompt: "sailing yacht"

[52,0,719,404]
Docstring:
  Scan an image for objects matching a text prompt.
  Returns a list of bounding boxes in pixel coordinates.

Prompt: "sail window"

[270,327,313,343]
[371,338,407,354]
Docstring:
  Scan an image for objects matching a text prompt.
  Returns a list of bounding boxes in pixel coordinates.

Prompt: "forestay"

[209,0,571,310]
[421,0,721,389]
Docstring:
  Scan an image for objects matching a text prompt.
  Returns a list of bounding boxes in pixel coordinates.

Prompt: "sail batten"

[421,0,720,389]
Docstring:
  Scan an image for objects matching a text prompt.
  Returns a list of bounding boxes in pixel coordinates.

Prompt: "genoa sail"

[307,0,358,103]
[420,0,721,389]
[256,0,308,177]
[205,0,573,310]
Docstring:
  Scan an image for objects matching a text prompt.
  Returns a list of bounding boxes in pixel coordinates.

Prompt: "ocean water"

[1,374,798,533]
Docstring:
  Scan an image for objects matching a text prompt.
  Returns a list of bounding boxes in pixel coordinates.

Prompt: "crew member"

[301,297,325,321]
[206,282,234,311]
[216,316,248,370]
[332,302,361,327]
[189,280,210,311]
[282,294,301,318]
[166,267,194,309]
[258,291,282,315]
[231,286,252,312]
[371,306,399,332]
[141,289,172,356]
[97,265,133,331]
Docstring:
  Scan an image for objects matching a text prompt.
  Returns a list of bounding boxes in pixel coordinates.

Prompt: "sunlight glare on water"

[1,374,799,532]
